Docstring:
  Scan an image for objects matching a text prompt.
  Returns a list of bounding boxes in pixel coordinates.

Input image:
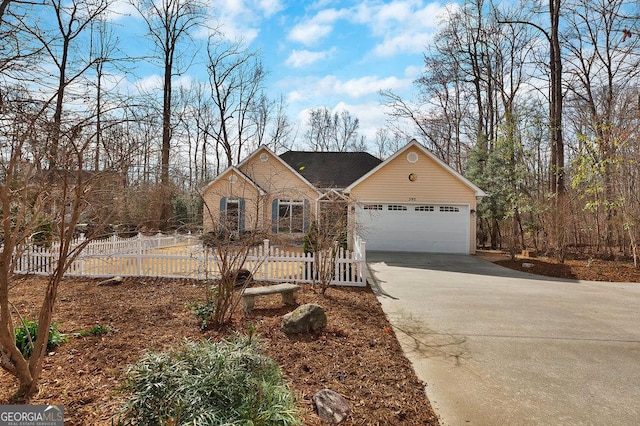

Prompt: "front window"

[278,199,304,233]
[224,198,240,232]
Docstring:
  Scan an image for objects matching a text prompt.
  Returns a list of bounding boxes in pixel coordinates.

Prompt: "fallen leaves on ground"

[478,250,640,283]
[0,276,439,425]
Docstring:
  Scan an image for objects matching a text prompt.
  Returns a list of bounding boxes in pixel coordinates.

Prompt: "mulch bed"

[0,276,439,425]
[478,250,640,283]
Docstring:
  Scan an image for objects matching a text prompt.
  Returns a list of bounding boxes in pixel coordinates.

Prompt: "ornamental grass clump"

[117,334,301,426]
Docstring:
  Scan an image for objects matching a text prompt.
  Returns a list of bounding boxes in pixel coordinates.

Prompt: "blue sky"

[110,0,456,143]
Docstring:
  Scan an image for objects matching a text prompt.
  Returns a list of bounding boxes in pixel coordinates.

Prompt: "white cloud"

[258,0,284,17]
[286,89,307,104]
[285,1,453,57]
[283,73,412,106]
[316,74,412,98]
[365,1,451,57]
[207,0,284,43]
[335,101,390,140]
[364,1,450,35]
[372,31,433,57]
[135,74,163,93]
[287,7,348,46]
[404,65,422,78]
[285,48,333,68]
[103,0,139,21]
[132,74,192,95]
[288,22,333,45]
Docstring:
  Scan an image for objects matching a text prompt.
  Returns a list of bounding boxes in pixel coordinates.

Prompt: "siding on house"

[349,148,477,204]
[203,147,321,234]
[238,148,320,228]
[202,170,262,233]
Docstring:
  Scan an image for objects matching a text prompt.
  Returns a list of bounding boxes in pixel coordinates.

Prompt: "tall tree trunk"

[160,53,173,227]
[549,0,564,196]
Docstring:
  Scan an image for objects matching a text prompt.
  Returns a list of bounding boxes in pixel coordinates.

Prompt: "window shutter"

[271,198,279,233]
[303,199,311,232]
[239,198,246,233]
[219,197,227,228]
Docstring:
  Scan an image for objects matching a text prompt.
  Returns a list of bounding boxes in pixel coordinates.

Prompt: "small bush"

[118,334,302,426]
[88,324,110,336]
[75,324,111,337]
[15,320,67,357]
[190,300,216,331]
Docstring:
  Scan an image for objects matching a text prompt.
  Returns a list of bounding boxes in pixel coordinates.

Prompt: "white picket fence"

[12,234,367,287]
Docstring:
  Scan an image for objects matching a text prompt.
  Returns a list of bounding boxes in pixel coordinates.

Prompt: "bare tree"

[88,17,123,172]
[0,91,119,400]
[0,0,12,22]
[373,128,404,159]
[131,0,206,226]
[303,197,350,294]
[303,107,363,152]
[23,0,109,169]
[206,37,265,167]
[252,94,294,154]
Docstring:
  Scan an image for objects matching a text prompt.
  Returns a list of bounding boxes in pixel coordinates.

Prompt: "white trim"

[344,139,487,197]
[318,188,349,201]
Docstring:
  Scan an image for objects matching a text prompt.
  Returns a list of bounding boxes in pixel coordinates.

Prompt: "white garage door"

[356,203,470,253]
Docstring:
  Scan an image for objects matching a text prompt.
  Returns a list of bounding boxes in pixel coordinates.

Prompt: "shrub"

[190,300,216,331]
[14,320,67,357]
[88,324,110,336]
[117,334,302,426]
[75,324,111,337]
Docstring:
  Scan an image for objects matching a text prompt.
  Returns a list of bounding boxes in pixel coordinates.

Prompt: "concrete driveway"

[367,252,640,426]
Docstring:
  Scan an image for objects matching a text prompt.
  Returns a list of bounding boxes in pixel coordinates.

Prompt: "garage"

[356,203,470,253]
[345,140,486,255]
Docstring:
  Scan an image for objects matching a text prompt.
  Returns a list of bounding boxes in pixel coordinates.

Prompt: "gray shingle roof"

[279,151,382,189]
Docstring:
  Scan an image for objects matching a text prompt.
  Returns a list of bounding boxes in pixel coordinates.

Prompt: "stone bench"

[242,283,301,313]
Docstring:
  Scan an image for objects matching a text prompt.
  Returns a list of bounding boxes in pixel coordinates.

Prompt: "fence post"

[358,239,366,282]
[137,233,142,276]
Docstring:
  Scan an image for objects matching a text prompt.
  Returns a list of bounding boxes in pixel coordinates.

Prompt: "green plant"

[191,300,216,331]
[117,335,302,426]
[14,320,67,358]
[88,324,110,336]
[75,324,111,337]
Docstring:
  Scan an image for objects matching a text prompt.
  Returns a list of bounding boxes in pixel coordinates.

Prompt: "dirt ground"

[0,276,439,425]
[2,253,635,425]
[477,250,640,283]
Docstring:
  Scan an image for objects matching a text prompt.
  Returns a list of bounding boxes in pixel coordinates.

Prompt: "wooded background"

[1,0,639,261]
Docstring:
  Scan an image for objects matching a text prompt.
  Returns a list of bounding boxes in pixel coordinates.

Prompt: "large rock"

[281,303,327,334]
[312,388,351,424]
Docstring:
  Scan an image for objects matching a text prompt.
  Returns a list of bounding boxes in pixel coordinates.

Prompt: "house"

[202,139,486,254]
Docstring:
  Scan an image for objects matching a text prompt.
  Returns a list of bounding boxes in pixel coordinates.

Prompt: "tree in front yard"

[0,110,118,400]
[198,182,270,329]
[0,1,120,399]
[303,196,350,295]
